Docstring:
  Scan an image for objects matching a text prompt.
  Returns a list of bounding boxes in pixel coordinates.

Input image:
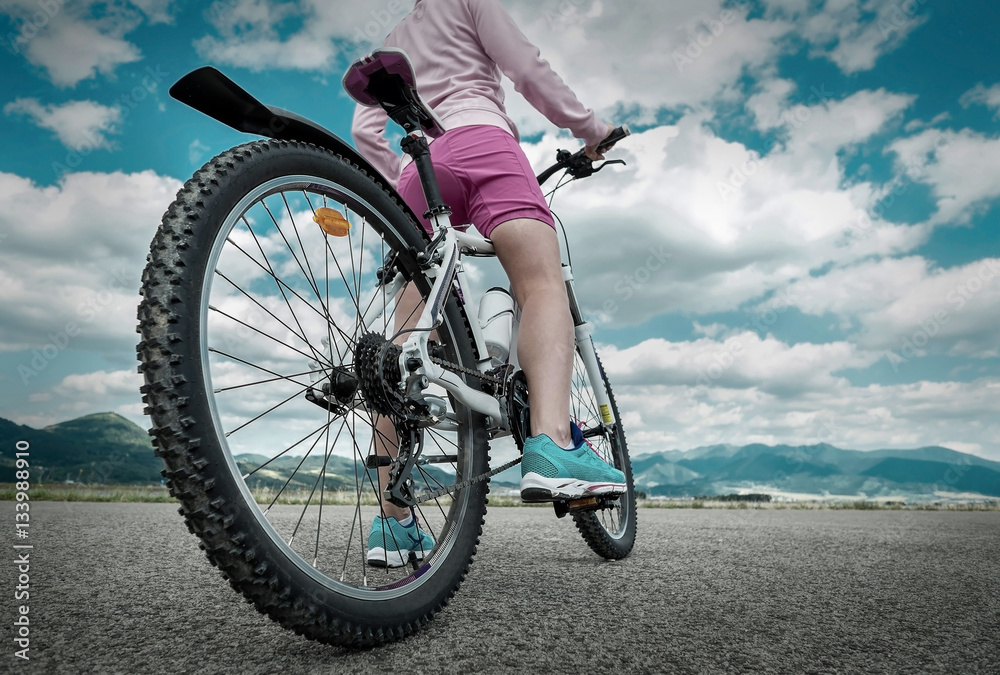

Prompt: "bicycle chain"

[383,355,513,504]
[429,354,505,387]
[413,455,521,504]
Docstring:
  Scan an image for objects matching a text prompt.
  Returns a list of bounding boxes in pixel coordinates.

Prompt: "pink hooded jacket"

[351,0,608,185]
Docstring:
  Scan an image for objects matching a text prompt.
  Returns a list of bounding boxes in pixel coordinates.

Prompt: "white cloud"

[889,127,1000,226]
[194,0,419,72]
[188,139,211,165]
[4,98,122,150]
[601,332,881,396]
[2,0,173,87]
[959,82,1000,119]
[776,256,1000,358]
[521,100,923,324]
[0,170,182,355]
[781,88,915,156]
[601,334,1000,460]
[59,369,142,397]
[763,0,930,74]
[505,0,789,130]
[127,0,176,24]
[7,369,145,426]
[748,81,915,157]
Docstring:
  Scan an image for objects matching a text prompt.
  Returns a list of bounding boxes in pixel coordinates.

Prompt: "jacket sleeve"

[468,0,608,146]
[351,102,403,186]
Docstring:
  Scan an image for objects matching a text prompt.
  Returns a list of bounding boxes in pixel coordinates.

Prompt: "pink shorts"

[396,125,556,238]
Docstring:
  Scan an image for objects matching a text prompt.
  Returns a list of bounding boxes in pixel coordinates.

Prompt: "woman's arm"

[352,101,402,186]
[468,0,609,147]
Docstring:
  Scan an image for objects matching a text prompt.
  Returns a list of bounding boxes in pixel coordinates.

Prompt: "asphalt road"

[3,502,998,674]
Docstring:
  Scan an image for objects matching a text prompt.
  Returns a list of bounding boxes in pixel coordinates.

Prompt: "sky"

[0,0,998,460]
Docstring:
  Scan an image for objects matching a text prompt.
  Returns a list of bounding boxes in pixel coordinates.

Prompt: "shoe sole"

[366,547,428,569]
[519,473,627,502]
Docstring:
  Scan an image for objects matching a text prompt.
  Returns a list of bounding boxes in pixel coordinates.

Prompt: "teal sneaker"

[367,514,435,568]
[520,430,627,502]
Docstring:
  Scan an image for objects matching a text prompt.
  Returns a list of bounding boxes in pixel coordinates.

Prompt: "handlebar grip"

[596,124,630,154]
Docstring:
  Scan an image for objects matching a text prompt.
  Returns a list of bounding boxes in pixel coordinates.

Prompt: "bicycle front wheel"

[570,348,637,559]
[137,140,489,646]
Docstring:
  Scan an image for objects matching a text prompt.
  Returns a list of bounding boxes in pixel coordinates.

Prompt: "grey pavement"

[3,502,999,674]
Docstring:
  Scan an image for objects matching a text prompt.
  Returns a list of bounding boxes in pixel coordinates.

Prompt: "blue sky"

[1,0,998,459]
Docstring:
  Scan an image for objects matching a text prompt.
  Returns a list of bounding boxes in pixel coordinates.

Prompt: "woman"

[352,0,625,568]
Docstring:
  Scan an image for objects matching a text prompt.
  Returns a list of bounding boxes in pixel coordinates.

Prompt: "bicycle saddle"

[343,48,446,138]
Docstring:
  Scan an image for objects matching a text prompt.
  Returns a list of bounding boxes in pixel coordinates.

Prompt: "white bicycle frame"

[340,204,614,435]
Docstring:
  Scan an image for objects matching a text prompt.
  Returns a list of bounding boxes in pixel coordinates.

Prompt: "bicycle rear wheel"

[137,140,489,646]
[570,348,637,559]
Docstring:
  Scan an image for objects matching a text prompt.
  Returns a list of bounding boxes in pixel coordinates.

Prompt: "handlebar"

[537,124,631,187]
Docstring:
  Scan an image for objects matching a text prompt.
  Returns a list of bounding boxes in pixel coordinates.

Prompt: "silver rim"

[198,175,475,599]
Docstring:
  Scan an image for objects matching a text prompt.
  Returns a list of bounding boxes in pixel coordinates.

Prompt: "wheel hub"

[305,365,359,415]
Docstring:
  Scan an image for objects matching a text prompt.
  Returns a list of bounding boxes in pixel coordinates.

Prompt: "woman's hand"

[585,122,617,161]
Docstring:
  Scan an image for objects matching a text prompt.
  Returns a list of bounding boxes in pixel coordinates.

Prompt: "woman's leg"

[373,282,426,522]
[489,217,574,448]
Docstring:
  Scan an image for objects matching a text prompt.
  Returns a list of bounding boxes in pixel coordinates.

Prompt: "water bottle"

[478,287,514,363]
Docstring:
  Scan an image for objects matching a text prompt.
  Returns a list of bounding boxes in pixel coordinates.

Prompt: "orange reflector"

[314,208,351,237]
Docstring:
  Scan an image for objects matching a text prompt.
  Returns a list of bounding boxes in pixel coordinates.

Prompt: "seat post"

[400,131,450,220]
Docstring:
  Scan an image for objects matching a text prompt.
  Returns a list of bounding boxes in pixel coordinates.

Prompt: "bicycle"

[137,49,636,647]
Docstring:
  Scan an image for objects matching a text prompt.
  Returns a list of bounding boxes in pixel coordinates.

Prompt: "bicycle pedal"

[552,496,601,519]
[365,454,392,469]
[568,496,600,513]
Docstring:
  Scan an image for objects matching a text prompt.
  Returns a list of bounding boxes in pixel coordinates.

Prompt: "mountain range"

[622,442,1000,500]
[2,413,999,501]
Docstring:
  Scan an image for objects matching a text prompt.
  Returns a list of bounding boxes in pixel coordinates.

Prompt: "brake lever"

[566,157,626,180]
[592,159,626,175]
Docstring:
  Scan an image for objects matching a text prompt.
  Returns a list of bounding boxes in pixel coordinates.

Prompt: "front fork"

[563,265,614,426]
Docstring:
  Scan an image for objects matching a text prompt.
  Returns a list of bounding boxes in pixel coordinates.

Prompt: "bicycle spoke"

[213,267,331,359]
[210,303,325,365]
[240,216,329,367]
[214,368,325,394]
[241,418,343,479]
[207,347,317,394]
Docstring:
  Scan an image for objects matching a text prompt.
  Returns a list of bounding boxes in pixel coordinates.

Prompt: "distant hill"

[0,412,162,484]
[2,413,999,501]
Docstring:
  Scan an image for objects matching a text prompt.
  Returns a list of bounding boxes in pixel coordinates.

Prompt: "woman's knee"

[490,218,564,295]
